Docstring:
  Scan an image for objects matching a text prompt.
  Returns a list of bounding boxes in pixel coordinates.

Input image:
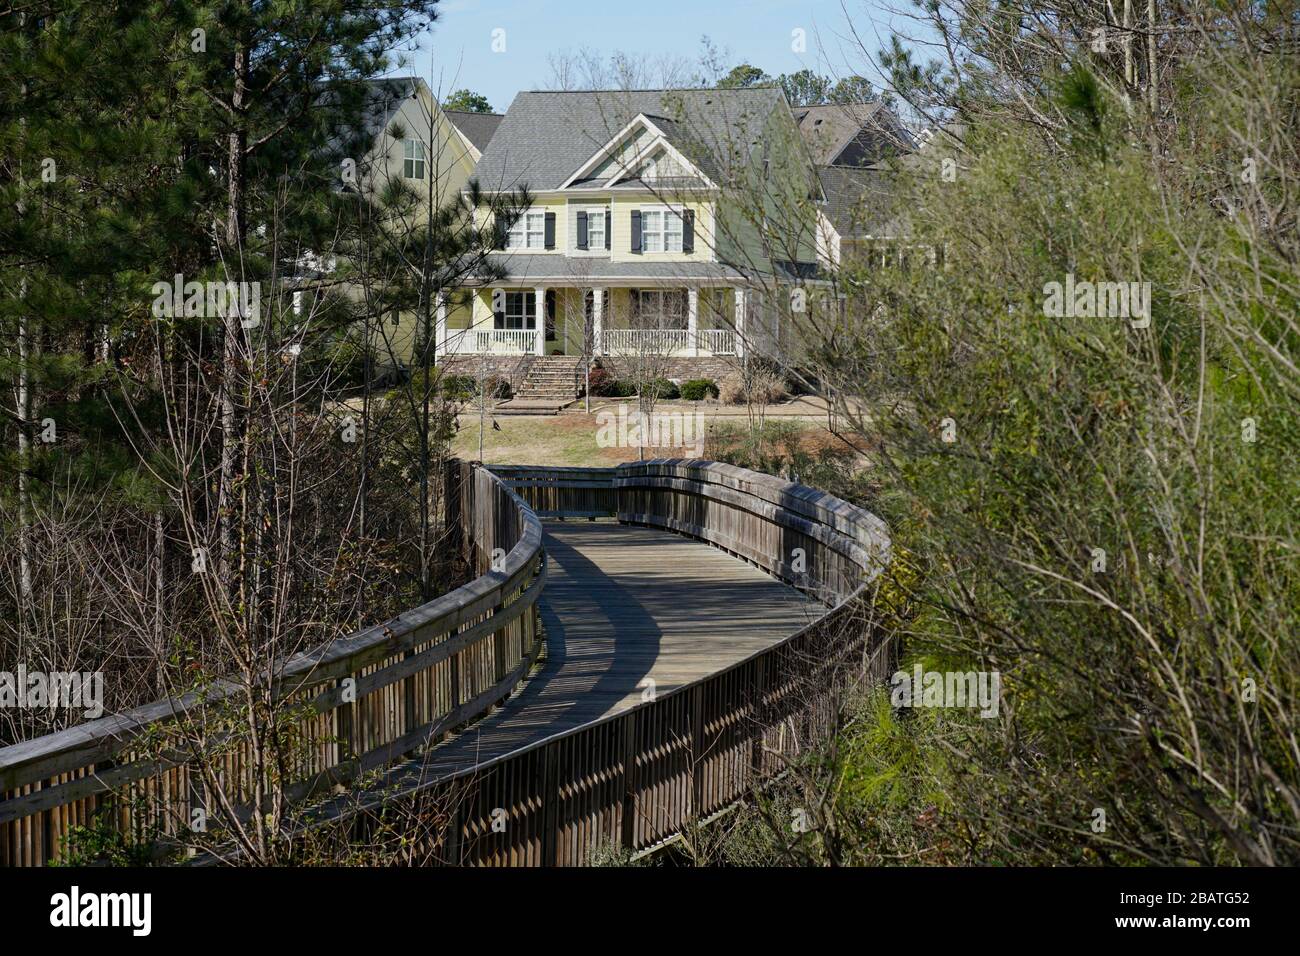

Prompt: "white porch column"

[592,287,604,356]
[435,290,448,356]
[687,287,699,356]
[534,286,546,356]
[734,287,747,358]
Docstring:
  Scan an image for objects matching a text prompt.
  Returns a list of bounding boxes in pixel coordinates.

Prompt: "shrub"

[585,366,616,397]
[318,337,368,389]
[483,374,512,401]
[719,373,745,404]
[749,369,789,404]
[679,378,719,401]
[440,374,477,401]
[719,370,789,405]
[645,378,680,400]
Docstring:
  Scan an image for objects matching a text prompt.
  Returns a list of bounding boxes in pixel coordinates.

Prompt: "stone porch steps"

[514,356,584,405]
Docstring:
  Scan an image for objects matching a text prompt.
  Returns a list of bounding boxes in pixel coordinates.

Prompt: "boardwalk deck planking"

[418,521,819,776]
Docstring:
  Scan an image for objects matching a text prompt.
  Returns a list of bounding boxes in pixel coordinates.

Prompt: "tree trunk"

[219,34,249,585]
[16,290,32,646]
[1146,0,1158,113]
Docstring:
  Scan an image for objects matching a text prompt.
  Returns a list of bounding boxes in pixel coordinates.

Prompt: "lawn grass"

[452,412,628,467]
[451,405,841,468]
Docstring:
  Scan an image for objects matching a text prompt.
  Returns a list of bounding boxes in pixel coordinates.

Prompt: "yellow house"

[342,78,503,366]
[436,88,825,363]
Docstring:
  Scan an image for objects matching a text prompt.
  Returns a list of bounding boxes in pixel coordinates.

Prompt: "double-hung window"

[495,291,535,329]
[586,207,606,250]
[507,211,546,250]
[403,139,426,179]
[642,209,683,253]
[632,289,688,328]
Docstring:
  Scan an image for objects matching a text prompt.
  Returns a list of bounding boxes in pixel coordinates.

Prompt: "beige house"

[341,78,503,364]
[434,88,830,364]
[345,82,910,379]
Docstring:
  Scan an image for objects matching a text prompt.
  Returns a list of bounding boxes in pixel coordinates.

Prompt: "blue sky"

[403,0,908,113]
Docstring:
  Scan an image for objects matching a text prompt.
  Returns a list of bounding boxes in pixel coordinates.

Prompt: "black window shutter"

[630,210,642,253]
[576,211,588,250]
[493,217,507,250]
[545,290,557,340]
[544,212,556,249]
[682,209,695,253]
[492,290,505,327]
[604,210,611,250]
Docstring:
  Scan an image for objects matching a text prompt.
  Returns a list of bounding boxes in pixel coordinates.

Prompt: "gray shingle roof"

[817,166,901,237]
[470,254,759,283]
[444,110,504,153]
[794,103,914,166]
[472,88,787,191]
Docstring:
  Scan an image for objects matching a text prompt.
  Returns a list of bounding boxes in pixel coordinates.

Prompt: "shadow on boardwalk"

[420,521,816,775]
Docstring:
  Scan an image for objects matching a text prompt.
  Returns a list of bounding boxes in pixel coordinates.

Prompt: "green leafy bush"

[440,374,477,400]
[680,378,719,401]
[645,378,680,400]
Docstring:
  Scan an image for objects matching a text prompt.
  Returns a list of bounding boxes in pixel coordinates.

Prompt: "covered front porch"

[435,283,757,358]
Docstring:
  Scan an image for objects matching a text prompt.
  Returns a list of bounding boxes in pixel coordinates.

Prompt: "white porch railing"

[442,327,536,355]
[595,328,737,357]
[600,329,689,355]
[695,329,736,355]
[439,326,737,357]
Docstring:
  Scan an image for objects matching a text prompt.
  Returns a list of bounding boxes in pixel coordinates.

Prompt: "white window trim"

[507,210,547,251]
[585,206,606,250]
[496,291,536,329]
[641,206,685,254]
[572,205,608,254]
[403,139,426,179]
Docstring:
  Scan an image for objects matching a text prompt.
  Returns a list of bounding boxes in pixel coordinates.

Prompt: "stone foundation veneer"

[594,356,740,383]
[438,354,534,390]
[438,354,744,389]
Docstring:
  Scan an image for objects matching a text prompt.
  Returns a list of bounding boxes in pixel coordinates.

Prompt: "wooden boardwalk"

[3,460,888,866]
[408,521,817,778]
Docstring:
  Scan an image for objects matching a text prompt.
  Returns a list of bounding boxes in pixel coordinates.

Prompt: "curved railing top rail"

[0,464,543,791]
[615,459,889,605]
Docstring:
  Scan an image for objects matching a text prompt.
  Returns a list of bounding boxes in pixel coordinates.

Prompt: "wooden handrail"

[0,461,544,865]
[352,459,894,865]
[1,458,891,867]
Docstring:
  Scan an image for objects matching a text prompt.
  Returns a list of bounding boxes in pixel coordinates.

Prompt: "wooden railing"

[354,459,893,865]
[599,328,689,355]
[0,458,890,867]
[0,461,544,867]
[694,328,737,355]
[488,465,617,519]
